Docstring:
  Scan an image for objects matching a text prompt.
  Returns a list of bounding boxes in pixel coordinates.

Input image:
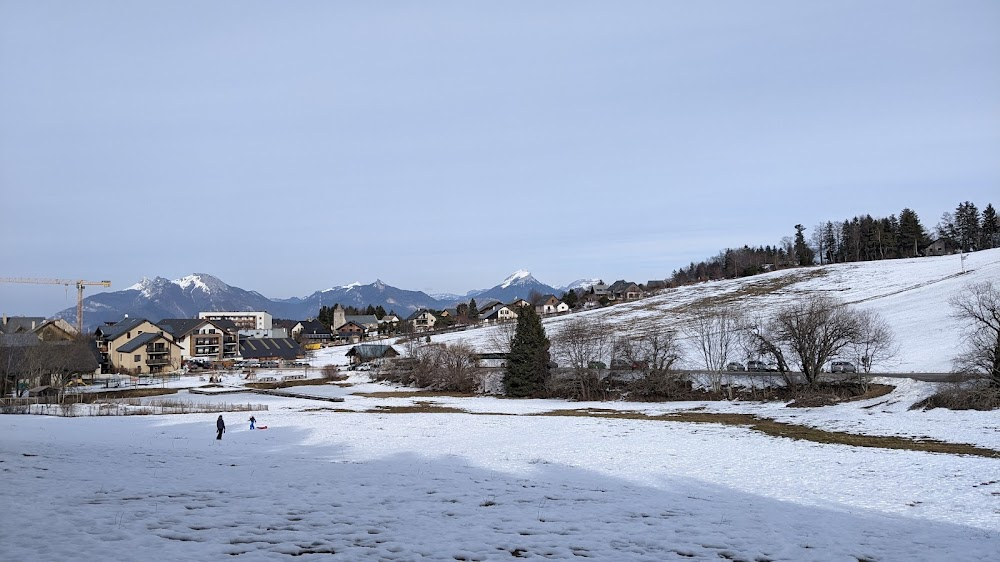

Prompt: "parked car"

[746,360,769,372]
[725,362,745,372]
[830,361,857,373]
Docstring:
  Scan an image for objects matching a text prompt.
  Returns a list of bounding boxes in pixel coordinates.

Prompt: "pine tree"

[468,298,479,320]
[954,201,981,251]
[981,203,998,249]
[897,208,926,257]
[793,224,815,266]
[562,289,578,309]
[503,305,551,397]
[375,305,387,319]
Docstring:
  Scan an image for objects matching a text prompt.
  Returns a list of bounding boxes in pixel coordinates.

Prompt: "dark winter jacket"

[217,416,225,432]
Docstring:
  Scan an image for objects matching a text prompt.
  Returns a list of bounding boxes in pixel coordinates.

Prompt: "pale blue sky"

[2,1,998,316]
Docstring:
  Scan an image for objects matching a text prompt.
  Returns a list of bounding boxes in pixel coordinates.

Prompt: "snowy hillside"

[430,249,1000,373]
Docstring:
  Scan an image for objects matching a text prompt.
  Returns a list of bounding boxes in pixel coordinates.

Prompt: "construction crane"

[0,278,112,334]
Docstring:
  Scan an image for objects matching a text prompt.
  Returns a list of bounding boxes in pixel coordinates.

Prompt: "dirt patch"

[533,409,999,458]
[785,383,894,407]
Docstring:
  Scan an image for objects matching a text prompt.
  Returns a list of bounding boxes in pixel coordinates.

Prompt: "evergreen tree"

[562,288,578,309]
[793,224,815,266]
[468,298,479,320]
[954,201,981,251]
[365,304,376,316]
[375,305,387,319]
[503,305,551,397]
[897,208,926,257]
[981,203,998,249]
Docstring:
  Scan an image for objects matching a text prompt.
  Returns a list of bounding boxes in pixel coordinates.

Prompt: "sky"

[2,1,999,317]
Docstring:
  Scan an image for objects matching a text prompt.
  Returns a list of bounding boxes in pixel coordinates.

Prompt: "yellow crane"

[0,278,112,334]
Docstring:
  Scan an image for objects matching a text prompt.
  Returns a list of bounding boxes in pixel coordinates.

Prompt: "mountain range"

[55,271,589,331]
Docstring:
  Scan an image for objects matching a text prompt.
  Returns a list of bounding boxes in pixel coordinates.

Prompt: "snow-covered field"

[2,251,999,560]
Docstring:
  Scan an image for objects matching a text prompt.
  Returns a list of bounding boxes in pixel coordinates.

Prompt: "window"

[134,354,141,362]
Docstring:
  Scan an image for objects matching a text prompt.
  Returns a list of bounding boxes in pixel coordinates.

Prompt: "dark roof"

[272,319,299,331]
[346,344,400,359]
[0,340,100,376]
[239,338,303,360]
[96,317,152,341]
[0,316,46,334]
[406,309,434,321]
[158,319,204,338]
[212,318,238,332]
[337,321,365,332]
[0,333,41,347]
[344,315,378,326]
[296,319,331,335]
[116,332,171,353]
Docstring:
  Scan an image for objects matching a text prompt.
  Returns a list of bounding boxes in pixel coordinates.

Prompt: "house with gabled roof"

[159,318,239,362]
[407,310,437,332]
[344,315,379,334]
[533,294,568,315]
[291,319,333,342]
[608,280,641,301]
[0,315,46,335]
[480,303,518,325]
[346,344,400,365]
[95,317,177,374]
[114,332,182,374]
[336,321,366,343]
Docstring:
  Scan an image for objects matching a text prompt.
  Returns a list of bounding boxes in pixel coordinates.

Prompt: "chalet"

[508,299,532,310]
[114,332,182,374]
[291,319,333,342]
[95,317,180,374]
[336,321,366,343]
[346,344,400,365]
[533,294,568,315]
[480,303,518,325]
[407,310,437,332]
[344,315,379,334]
[924,238,958,257]
[608,280,641,301]
[159,318,239,361]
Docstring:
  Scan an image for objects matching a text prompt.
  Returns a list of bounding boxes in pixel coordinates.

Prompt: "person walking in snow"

[249,415,256,430]
[216,415,226,440]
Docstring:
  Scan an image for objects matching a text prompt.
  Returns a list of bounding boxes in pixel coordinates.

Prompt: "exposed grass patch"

[353,390,477,399]
[244,378,333,390]
[367,401,468,414]
[533,409,1000,458]
[68,388,180,404]
[676,269,830,312]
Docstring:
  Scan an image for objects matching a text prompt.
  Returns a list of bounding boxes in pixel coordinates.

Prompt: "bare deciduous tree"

[618,325,685,399]
[747,296,864,387]
[950,281,1000,386]
[550,317,615,400]
[848,309,898,374]
[485,320,518,355]
[683,304,745,392]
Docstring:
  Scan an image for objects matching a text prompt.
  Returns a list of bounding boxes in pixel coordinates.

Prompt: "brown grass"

[68,388,180,403]
[244,378,334,390]
[368,401,468,414]
[353,390,477,399]
[533,408,999,458]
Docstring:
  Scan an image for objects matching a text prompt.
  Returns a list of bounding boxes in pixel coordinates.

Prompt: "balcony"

[146,356,171,366]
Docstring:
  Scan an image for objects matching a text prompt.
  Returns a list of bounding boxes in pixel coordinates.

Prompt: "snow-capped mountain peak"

[500,269,533,289]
